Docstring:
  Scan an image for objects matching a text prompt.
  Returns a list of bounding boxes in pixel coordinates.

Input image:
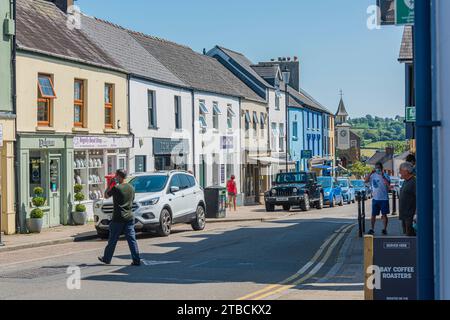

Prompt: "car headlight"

[271,189,277,195]
[94,201,103,209]
[140,197,160,206]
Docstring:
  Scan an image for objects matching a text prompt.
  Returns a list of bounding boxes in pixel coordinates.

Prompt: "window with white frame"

[148,90,156,128]
[213,101,221,130]
[227,104,235,129]
[244,110,251,138]
[174,96,182,129]
[252,111,258,133]
[279,123,285,152]
[260,112,265,137]
[271,122,278,150]
[199,100,208,131]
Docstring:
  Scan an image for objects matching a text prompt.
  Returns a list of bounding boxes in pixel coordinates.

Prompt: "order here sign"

[372,237,417,300]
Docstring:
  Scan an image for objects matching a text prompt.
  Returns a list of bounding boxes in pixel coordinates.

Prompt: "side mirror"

[170,186,180,193]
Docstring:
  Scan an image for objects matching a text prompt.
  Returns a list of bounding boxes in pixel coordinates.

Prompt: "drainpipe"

[191,89,196,176]
[11,0,20,233]
[415,0,435,300]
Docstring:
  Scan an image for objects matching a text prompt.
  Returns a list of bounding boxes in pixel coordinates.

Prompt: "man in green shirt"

[98,170,141,266]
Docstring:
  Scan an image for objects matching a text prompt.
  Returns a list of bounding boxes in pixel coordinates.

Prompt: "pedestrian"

[406,154,416,175]
[227,175,237,212]
[399,162,417,237]
[98,169,141,266]
[365,162,391,235]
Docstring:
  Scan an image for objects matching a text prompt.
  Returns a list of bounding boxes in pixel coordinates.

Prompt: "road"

[0,203,361,300]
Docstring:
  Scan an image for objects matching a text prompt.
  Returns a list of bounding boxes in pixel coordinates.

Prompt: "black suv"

[264,172,324,212]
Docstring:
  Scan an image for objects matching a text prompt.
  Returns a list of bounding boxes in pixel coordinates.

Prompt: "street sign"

[406,106,416,122]
[372,237,417,300]
[301,150,312,159]
[396,0,415,25]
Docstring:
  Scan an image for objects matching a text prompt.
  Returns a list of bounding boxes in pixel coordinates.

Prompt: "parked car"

[318,176,344,207]
[94,171,206,239]
[264,172,324,212]
[337,178,356,204]
[351,180,372,200]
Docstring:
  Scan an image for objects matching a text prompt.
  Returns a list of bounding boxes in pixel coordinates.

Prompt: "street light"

[282,67,291,173]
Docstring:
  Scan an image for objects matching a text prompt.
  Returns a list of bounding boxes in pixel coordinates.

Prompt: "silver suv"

[94,171,206,238]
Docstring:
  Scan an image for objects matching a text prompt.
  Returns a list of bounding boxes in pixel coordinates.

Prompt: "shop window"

[37,74,56,126]
[104,84,114,128]
[174,96,182,129]
[29,152,46,198]
[135,156,146,173]
[148,90,157,128]
[74,79,85,127]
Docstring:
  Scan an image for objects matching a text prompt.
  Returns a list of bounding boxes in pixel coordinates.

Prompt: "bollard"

[392,190,397,215]
[362,190,366,233]
[357,191,363,238]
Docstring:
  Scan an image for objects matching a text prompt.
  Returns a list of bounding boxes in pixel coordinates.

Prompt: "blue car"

[337,178,356,204]
[317,176,344,207]
[351,180,372,200]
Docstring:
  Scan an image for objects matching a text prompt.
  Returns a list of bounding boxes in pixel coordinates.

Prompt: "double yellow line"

[237,223,355,300]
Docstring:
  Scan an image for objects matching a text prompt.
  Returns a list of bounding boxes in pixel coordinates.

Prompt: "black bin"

[204,186,227,218]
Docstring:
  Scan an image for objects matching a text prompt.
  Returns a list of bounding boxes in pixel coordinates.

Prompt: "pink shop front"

[73,135,133,220]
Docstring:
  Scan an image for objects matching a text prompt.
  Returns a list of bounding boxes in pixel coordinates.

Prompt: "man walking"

[365,162,391,235]
[399,162,417,237]
[98,169,141,266]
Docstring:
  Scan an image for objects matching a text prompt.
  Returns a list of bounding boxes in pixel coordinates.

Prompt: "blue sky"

[77,0,405,118]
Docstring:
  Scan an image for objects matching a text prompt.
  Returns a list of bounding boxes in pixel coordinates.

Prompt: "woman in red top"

[227,175,237,211]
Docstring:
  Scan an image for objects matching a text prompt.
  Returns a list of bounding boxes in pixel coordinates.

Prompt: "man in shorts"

[365,162,391,235]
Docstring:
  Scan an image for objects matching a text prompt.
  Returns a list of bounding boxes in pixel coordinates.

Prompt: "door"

[179,174,196,214]
[167,174,185,219]
[49,157,62,227]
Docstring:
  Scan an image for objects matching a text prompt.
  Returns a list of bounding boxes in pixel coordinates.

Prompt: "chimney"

[48,0,75,13]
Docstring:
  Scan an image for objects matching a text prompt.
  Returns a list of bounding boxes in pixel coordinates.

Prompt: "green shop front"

[17,134,74,232]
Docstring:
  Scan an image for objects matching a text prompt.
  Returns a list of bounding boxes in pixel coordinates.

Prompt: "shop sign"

[153,138,189,156]
[221,136,234,150]
[406,106,416,123]
[301,150,313,159]
[39,138,56,148]
[396,0,414,26]
[372,237,417,300]
[73,136,132,149]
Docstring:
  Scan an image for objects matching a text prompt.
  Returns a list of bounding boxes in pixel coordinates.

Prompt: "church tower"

[335,91,349,125]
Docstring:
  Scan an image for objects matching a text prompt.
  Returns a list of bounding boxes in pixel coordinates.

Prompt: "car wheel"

[96,230,109,240]
[330,196,336,208]
[316,194,324,210]
[265,203,275,212]
[283,205,291,211]
[192,205,206,231]
[157,208,172,237]
[300,194,311,212]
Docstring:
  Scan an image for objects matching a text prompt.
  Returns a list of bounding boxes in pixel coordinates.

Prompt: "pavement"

[0,206,297,253]
[0,201,405,300]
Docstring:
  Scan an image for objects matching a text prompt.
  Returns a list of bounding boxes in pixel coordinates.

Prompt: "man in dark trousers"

[98,169,141,266]
[399,162,417,237]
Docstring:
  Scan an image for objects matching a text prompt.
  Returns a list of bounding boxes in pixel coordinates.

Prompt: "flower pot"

[27,218,44,233]
[72,211,88,225]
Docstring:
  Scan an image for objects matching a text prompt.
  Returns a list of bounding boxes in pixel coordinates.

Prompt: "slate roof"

[336,98,349,117]
[367,150,392,166]
[250,64,280,81]
[16,0,123,72]
[399,26,413,62]
[80,15,186,87]
[215,46,273,89]
[129,32,264,102]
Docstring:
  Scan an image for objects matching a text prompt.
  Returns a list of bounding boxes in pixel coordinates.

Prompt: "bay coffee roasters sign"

[73,136,132,149]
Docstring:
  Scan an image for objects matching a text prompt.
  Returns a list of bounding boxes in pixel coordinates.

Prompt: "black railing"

[356,190,366,238]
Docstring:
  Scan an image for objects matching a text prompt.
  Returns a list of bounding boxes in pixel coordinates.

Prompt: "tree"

[349,161,373,179]
[387,141,409,154]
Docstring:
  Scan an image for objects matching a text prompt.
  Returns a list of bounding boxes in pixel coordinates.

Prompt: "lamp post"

[282,67,291,173]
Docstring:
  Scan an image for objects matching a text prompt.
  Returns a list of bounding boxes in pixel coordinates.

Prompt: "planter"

[27,218,44,233]
[72,211,88,226]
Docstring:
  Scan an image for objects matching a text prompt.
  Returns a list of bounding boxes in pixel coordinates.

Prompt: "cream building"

[15,0,129,231]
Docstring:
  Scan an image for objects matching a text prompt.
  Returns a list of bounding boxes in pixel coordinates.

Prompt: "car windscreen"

[351,180,365,187]
[317,178,332,188]
[128,175,168,193]
[338,180,349,187]
[276,173,308,184]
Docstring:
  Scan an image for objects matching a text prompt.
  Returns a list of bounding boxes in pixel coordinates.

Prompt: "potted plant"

[72,184,87,225]
[27,187,46,233]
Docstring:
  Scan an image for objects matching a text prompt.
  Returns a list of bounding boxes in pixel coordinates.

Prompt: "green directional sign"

[396,0,415,25]
[406,106,416,123]
[301,150,313,160]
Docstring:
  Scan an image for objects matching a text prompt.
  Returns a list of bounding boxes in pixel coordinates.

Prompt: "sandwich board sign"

[372,237,417,300]
[396,0,415,26]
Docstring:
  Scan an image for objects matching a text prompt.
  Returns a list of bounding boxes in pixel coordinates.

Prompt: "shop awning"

[312,165,332,170]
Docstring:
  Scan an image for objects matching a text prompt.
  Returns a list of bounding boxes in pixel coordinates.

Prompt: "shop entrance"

[49,156,62,227]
